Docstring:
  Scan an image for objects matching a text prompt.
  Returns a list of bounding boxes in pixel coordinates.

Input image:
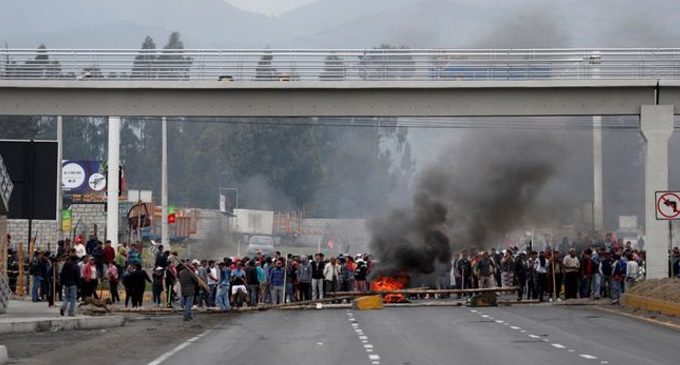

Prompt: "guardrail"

[1,48,680,81]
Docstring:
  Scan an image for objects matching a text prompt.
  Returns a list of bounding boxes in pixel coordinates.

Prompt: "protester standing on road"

[562,248,580,300]
[129,263,152,308]
[60,248,80,317]
[500,250,515,288]
[245,260,260,305]
[297,255,312,301]
[474,251,495,289]
[179,259,199,321]
[354,259,368,293]
[216,262,231,310]
[323,257,340,294]
[268,260,286,304]
[311,254,325,300]
[107,262,120,304]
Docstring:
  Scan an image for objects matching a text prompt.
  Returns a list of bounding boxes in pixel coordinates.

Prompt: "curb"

[0,316,124,335]
[621,294,680,318]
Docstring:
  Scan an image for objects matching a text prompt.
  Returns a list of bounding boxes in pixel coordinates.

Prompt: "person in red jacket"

[103,240,116,267]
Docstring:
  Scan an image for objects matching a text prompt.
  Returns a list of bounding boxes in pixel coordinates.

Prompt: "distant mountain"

[0,0,271,48]
[1,0,679,49]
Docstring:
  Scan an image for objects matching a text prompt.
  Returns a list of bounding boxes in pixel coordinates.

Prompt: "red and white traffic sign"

[656,191,680,220]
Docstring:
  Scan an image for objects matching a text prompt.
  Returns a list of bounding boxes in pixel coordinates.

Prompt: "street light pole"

[161,117,169,248]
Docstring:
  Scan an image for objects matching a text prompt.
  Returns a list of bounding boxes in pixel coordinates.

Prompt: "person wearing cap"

[152,266,164,307]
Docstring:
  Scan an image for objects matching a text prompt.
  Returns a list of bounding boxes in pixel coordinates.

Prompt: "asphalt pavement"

[4,304,679,365]
[148,305,678,365]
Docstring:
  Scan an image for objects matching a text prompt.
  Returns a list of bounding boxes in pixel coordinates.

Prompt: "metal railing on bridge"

[2,48,680,82]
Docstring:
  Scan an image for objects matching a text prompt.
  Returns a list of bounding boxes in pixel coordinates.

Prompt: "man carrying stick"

[178,258,199,321]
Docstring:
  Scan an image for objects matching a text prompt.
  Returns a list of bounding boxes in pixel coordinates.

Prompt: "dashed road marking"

[528,334,541,339]
[510,326,521,330]
[146,329,211,365]
[580,354,597,360]
[369,355,380,360]
[552,344,566,349]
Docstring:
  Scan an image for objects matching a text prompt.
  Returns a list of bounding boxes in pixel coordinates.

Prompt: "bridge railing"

[1,49,680,81]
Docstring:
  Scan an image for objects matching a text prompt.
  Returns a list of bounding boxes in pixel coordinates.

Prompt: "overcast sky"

[224,0,317,16]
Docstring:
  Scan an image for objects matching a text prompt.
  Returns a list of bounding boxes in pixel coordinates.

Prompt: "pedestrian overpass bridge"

[0,48,678,278]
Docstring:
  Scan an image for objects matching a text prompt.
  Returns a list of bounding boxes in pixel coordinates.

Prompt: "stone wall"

[7,220,59,249]
[70,203,107,238]
[7,203,107,250]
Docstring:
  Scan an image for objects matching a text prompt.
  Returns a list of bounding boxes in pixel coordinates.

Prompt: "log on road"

[326,287,518,297]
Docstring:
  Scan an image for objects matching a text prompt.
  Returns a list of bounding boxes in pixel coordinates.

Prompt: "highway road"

[5,305,679,365]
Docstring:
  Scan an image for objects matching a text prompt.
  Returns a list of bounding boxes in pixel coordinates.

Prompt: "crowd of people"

[8,230,680,321]
[453,233,649,302]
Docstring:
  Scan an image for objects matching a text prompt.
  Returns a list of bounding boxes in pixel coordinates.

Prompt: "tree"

[319,54,346,81]
[358,44,415,80]
[7,44,62,79]
[131,36,157,79]
[157,32,192,79]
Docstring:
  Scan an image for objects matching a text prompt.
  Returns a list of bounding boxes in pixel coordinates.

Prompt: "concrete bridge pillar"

[106,116,120,249]
[639,105,674,279]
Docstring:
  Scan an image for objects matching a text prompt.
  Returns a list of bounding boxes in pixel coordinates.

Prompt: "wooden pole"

[169,255,210,292]
[282,254,288,303]
[17,242,24,296]
[52,260,57,306]
[326,287,518,297]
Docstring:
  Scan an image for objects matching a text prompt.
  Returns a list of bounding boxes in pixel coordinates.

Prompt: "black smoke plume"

[368,130,564,278]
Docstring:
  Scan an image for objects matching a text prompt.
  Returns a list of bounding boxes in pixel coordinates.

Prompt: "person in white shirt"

[562,249,580,300]
[207,260,219,307]
[74,238,86,259]
[625,253,639,291]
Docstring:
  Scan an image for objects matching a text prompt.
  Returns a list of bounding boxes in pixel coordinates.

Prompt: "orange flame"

[371,275,409,303]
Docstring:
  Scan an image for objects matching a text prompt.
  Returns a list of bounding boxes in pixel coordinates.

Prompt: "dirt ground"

[627,278,680,302]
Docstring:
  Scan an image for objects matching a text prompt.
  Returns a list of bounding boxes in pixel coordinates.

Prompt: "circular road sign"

[656,192,680,220]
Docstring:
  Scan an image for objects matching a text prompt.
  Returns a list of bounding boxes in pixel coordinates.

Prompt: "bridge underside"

[0,80,677,280]
[0,80,671,117]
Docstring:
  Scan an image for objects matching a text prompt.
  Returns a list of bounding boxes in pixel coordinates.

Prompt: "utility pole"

[161,117,169,248]
[106,116,120,249]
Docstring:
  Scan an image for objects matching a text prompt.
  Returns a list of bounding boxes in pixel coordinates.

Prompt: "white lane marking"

[503,323,509,326]
[372,362,380,365]
[362,340,368,343]
[470,309,478,313]
[552,344,566,349]
[600,361,609,364]
[495,320,504,323]
[146,330,211,365]
[510,326,521,330]
[364,344,373,349]
[316,342,323,346]
[542,339,550,342]
[481,315,490,318]
[520,330,527,333]
[568,349,575,352]
[366,349,373,352]
[359,336,368,340]
[528,334,541,339]
[580,354,597,360]
[369,355,381,360]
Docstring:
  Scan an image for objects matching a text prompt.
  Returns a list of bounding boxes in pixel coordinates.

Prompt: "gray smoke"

[369,130,565,277]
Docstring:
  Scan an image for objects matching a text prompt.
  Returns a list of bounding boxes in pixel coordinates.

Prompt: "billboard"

[0,140,58,220]
[62,160,107,193]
